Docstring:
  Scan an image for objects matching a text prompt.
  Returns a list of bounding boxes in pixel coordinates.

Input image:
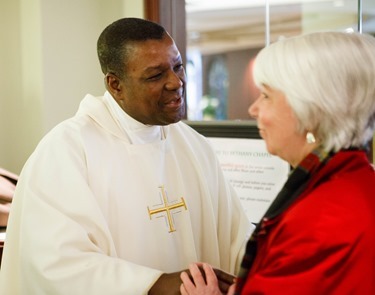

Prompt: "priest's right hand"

[148,272,183,295]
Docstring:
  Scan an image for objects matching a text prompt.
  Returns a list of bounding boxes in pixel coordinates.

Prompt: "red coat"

[242,150,375,294]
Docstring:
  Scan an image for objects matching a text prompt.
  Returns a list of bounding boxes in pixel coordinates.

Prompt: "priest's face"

[108,34,186,126]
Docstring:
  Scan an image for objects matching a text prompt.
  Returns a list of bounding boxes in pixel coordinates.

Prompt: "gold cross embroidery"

[147,185,187,233]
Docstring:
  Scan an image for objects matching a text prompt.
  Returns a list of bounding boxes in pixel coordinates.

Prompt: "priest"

[0,18,252,294]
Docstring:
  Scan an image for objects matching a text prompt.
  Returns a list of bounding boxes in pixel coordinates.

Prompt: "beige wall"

[0,0,143,174]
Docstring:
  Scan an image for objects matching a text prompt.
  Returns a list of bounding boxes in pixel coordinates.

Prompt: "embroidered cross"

[147,185,187,233]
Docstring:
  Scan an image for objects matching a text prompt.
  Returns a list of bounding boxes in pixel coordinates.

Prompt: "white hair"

[253,31,375,152]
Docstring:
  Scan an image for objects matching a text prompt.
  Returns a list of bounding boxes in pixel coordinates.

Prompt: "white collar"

[104,91,164,144]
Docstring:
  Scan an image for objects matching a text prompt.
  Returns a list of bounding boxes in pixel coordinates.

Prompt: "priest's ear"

[105,72,122,97]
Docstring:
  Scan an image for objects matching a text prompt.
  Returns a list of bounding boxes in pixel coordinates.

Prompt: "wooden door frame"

[144,0,186,65]
[144,0,187,118]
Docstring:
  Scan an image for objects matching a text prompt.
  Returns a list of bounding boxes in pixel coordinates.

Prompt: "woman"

[180,31,375,294]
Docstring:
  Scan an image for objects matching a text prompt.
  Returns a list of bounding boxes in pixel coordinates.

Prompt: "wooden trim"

[0,228,5,268]
[144,0,186,64]
[185,120,261,139]
[0,242,3,268]
[144,0,160,23]
[144,0,187,119]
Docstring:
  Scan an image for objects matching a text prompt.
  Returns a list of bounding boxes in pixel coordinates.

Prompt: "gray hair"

[253,31,375,152]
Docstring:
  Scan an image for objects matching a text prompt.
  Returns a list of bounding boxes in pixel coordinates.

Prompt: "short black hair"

[97,18,167,78]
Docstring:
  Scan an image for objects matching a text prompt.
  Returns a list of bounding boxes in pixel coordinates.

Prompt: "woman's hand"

[180,263,235,295]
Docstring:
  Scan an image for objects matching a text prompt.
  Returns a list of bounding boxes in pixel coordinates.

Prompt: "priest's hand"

[148,272,184,295]
[148,264,235,295]
[211,264,236,293]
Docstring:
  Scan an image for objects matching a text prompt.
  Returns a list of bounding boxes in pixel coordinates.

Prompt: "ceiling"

[186,0,375,54]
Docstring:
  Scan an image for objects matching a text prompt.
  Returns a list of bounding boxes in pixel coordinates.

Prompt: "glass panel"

[186,0,375,121]
[186,0,266,121]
